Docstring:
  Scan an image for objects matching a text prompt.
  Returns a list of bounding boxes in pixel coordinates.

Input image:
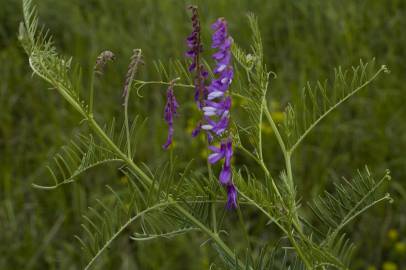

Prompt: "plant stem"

[135,80,194,89]
[262,102,315,268]
[263,103,293,191]
[236,206,252,262]
[206,148,217,233]
[89,72,95,116]
[87,117,152,186]
[173,202,246,269]
[286,232,312,269]
[124,87,132,158]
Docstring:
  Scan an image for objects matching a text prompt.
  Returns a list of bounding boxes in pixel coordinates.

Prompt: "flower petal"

[219,165,231,185]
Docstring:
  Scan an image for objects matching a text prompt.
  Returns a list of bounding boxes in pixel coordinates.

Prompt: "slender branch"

[236,206,253,262]
[206,145,217,234]
[236,144,271,177]
[124,85,132,158]
[263,102,294,192]
[29,57,87,118]
[84,202,173,270]
[240,190,313,269]
[238,190,287,234]
[173,201,247,269]
[289,65,388,154]
[134,80,194,89]
[89,72,95,116]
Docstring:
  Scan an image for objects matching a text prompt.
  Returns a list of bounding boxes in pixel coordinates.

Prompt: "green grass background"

[1,0,405,269]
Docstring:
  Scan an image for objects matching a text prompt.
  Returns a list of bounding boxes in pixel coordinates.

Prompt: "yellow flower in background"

[388,229,399,241]
[271,111,285,123]
[239,96,249,106]
[367,266,377,270]
[261,122,273,134]
[186,118,196,134]
[201,147,208,159]
[120,175,128,185]
[383,261,398,270]
[270,100,281,110]
[395,241,406,254]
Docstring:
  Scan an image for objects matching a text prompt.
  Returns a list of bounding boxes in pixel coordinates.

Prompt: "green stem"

[262,103,314,268]
[263,104,294,193]
[236,206,252,262]
[206,149,217,233]
[173,202,246,269]
[124,87,132,158]
[89,71,95,116]
[87,117,152,186]
[135,80,194,89]
[286,232,312,270]
[241,190,313,269]
[258,102,264,161]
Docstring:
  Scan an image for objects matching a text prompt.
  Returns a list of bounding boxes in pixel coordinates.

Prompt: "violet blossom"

[208,139,232,185]
[201,18,233,138]
[205,18,237,208]
[186,11,237,208]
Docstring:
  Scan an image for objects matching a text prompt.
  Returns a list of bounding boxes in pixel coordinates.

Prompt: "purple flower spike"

[226,184,238,209]
[186,6,207,108]
[185,11,237,208]
[162,81,179,150]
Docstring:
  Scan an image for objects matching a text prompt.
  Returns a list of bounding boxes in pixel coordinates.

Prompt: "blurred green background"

[1,0,405,269]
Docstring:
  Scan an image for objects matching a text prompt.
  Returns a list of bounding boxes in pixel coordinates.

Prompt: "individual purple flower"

[208,139,232,185]
[202,114,229,136]
[191,122,202,137]
[226,184,238,209]
[202,97,231,117]
[162,81,179,149]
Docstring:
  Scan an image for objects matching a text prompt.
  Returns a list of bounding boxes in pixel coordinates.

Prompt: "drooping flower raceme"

[163,81,179,150]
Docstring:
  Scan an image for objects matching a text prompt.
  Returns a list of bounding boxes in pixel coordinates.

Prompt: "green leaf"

[282,59,389,153]
[32,134,123,189]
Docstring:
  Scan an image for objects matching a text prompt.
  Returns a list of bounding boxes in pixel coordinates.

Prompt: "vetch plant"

[20,0,393,269]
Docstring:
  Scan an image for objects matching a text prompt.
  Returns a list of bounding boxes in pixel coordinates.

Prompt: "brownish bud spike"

[123,49,143,98]
[94,50,115,75]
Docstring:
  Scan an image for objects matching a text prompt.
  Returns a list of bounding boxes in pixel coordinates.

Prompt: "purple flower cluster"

[186,14,237,209]
[201,19,233,139]
[162,82,179,150]
[186,6,208,109]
